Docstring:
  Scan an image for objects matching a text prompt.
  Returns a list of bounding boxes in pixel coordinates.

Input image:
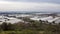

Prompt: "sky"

[0,0,60,12]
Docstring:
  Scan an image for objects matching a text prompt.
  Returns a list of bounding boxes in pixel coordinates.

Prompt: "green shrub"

[20,30,40,34]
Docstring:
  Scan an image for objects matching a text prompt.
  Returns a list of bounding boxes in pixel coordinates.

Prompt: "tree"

[7,23,14,31]
[1,22,8,31]
[52,21,56,25]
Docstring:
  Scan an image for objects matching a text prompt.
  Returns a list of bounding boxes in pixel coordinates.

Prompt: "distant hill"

[0,11,60,14]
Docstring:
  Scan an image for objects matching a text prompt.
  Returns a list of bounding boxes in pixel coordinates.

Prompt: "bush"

[20,30,40,34]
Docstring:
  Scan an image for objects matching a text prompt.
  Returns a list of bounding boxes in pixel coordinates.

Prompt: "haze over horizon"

[0,0,60,12]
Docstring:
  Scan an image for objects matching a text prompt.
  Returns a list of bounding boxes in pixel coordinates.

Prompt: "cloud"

[0,1,60,11]
[0,0,60,4]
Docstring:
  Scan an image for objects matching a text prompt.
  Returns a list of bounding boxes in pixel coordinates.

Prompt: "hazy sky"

[0,0,60,12]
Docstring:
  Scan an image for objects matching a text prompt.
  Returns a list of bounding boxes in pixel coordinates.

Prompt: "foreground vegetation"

[0,18,60,34]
